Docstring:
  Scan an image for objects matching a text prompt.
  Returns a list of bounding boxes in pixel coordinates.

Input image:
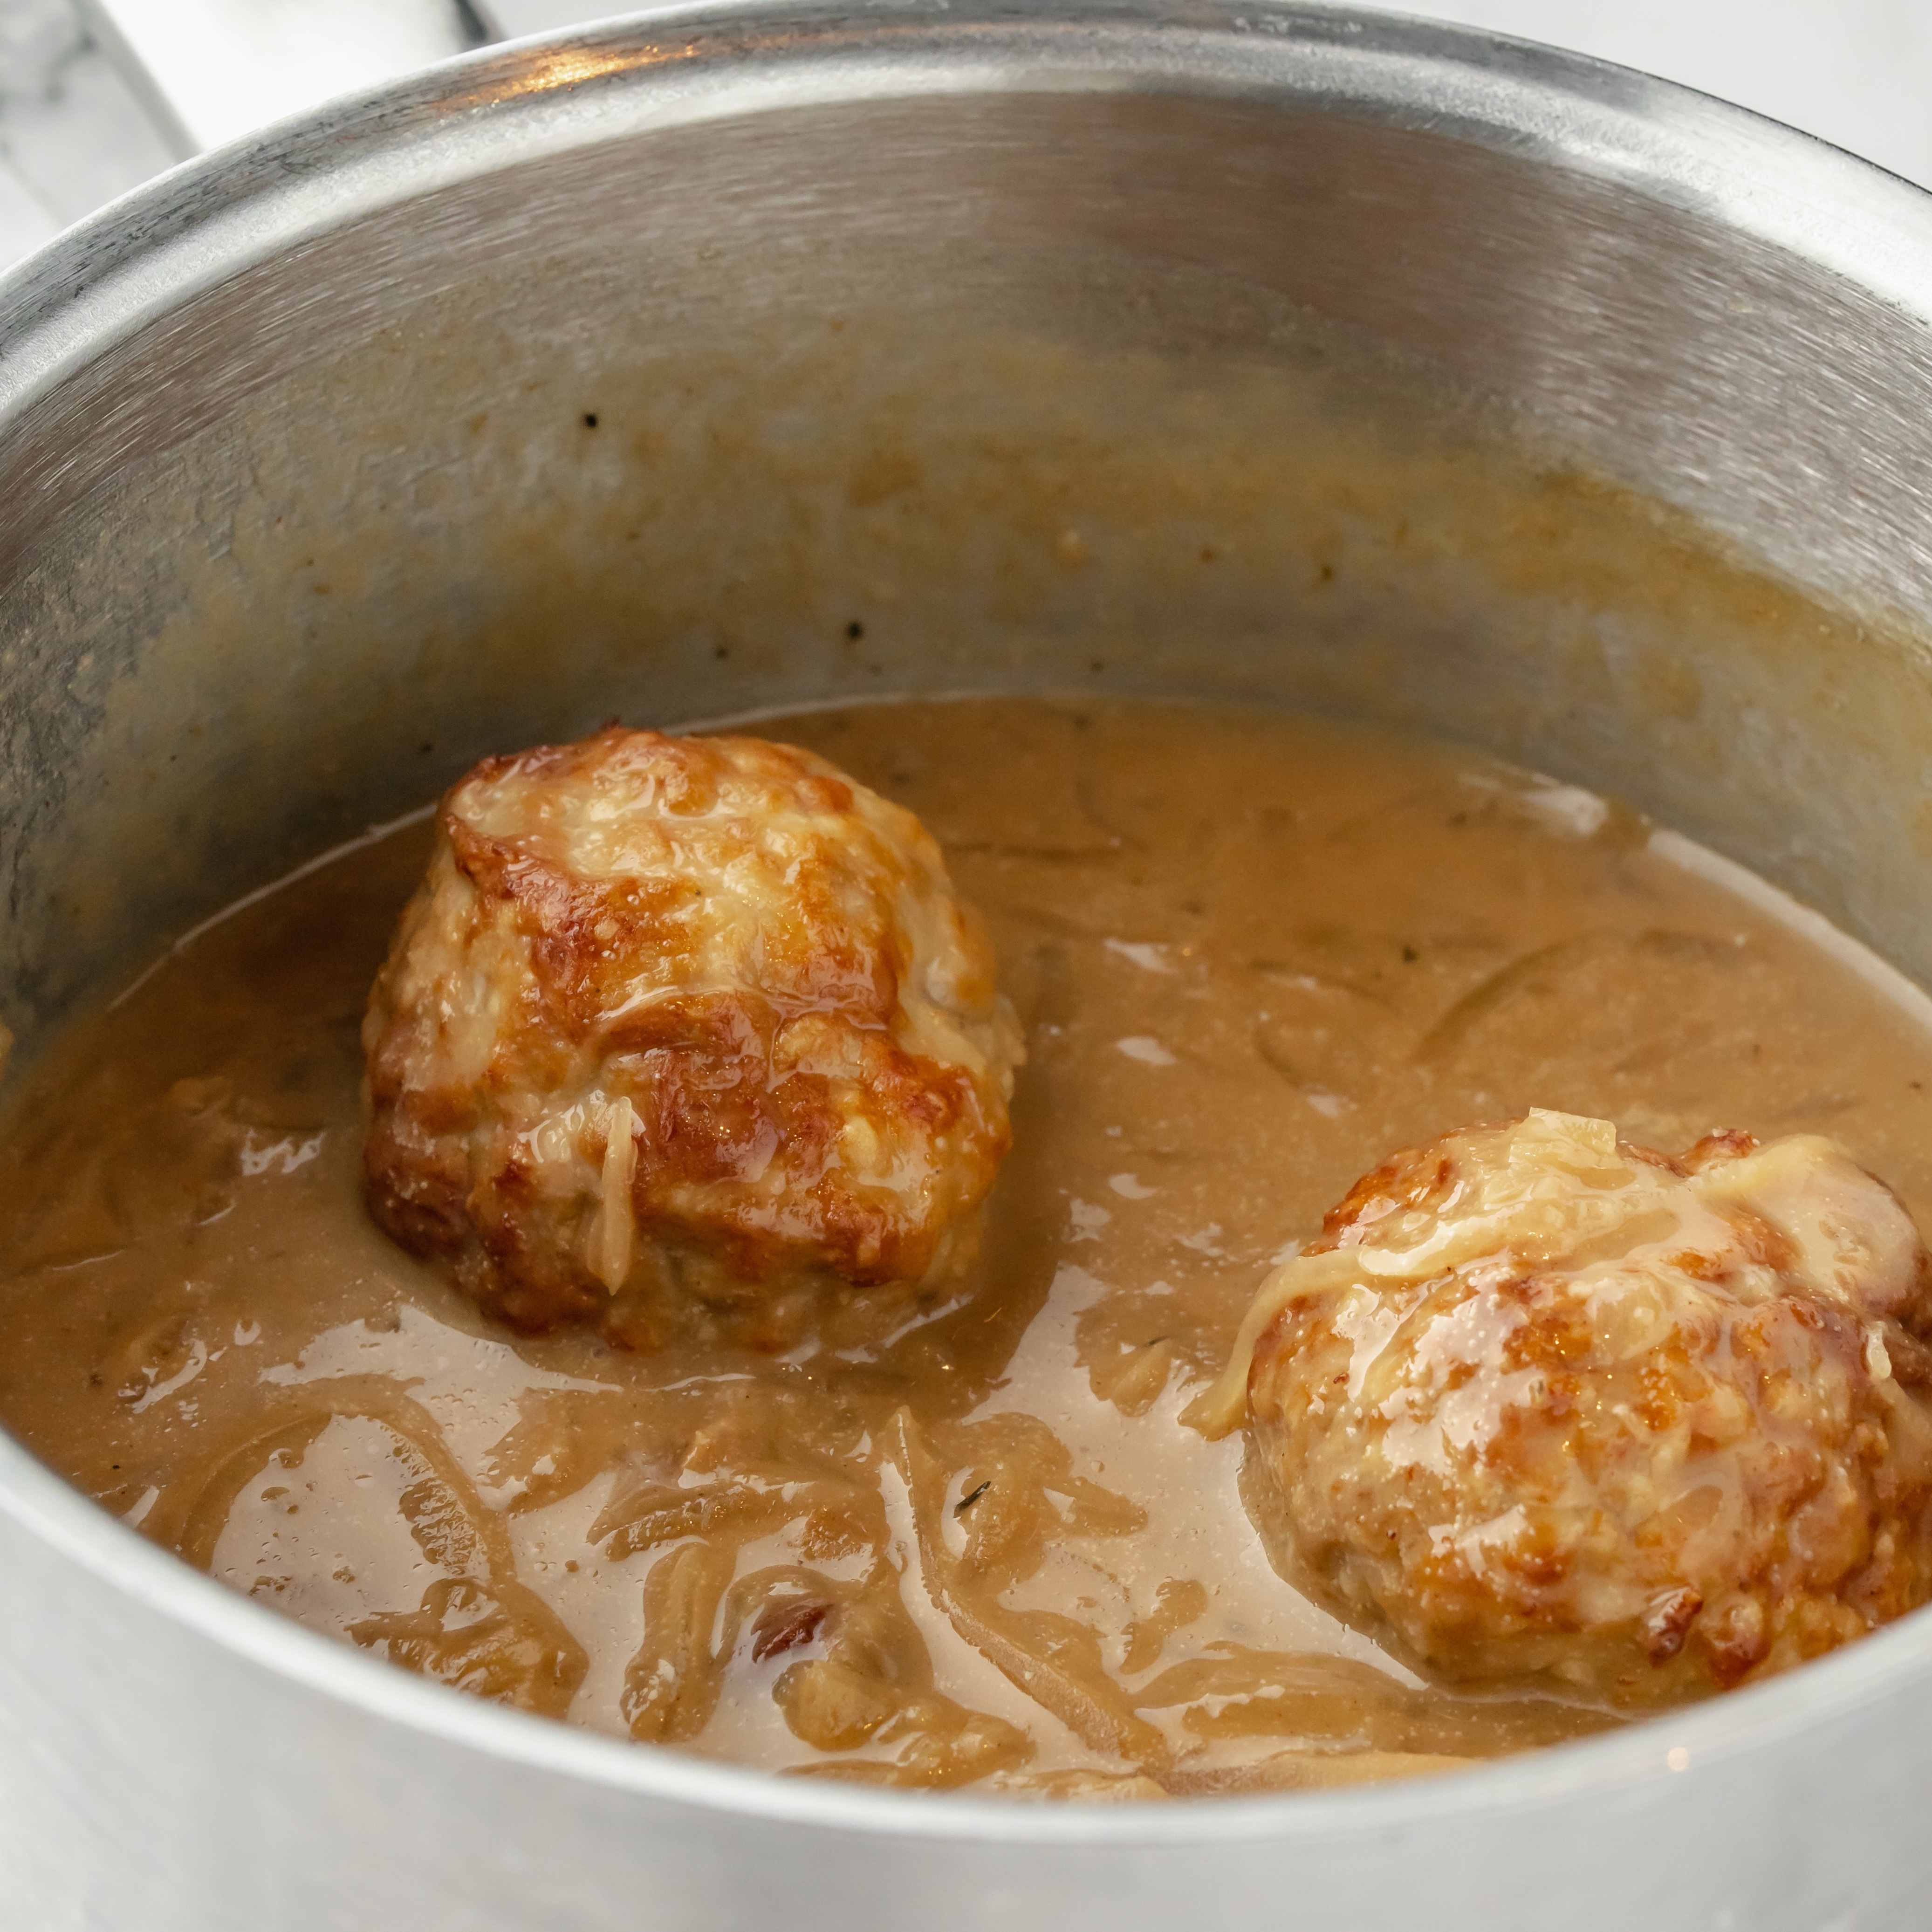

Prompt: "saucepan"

[6,3,1932,1925]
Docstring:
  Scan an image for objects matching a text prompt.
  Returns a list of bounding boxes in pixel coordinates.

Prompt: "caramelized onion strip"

[886,1409,1171,1775]
[166,1375,516,1582]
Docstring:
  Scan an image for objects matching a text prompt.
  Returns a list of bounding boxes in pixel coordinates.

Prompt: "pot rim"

[8,0,1932,418]
[4,0,1931,1843]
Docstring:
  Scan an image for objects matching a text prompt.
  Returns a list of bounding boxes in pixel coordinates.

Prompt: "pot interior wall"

[5,87,1932,1058]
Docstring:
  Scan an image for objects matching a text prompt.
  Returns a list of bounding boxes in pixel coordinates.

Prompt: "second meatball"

[363,726,1022,1349]
[1190,1110,1932,1706]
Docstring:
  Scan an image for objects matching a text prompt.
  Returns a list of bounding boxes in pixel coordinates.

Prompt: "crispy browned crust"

[362,727,1021,1348]
[1244,1113,1932,1708]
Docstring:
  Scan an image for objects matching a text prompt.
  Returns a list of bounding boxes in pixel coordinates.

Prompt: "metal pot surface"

[6,4,1932,1926]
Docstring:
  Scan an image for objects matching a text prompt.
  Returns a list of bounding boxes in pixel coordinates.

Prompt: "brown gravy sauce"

[6,696,1932,1797]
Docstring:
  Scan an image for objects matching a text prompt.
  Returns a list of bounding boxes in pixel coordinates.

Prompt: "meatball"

[1187,1110,1932,1706]
[363,726,1022,1349]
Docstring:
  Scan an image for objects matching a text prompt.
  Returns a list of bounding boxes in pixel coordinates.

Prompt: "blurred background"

[2,0,1931,274]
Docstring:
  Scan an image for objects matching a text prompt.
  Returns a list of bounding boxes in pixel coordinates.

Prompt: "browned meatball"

[1188,1110,1932,1707]
[363,726,1022,1349]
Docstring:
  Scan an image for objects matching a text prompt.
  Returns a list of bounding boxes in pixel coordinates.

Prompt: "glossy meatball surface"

[363,727,1022,1348]
[1192,1110,1932,1706]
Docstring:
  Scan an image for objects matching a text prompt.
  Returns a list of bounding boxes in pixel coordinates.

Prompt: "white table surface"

[1,0,1929,273]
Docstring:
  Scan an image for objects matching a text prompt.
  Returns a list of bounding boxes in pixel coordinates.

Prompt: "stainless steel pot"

[7,5,1932,1925]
